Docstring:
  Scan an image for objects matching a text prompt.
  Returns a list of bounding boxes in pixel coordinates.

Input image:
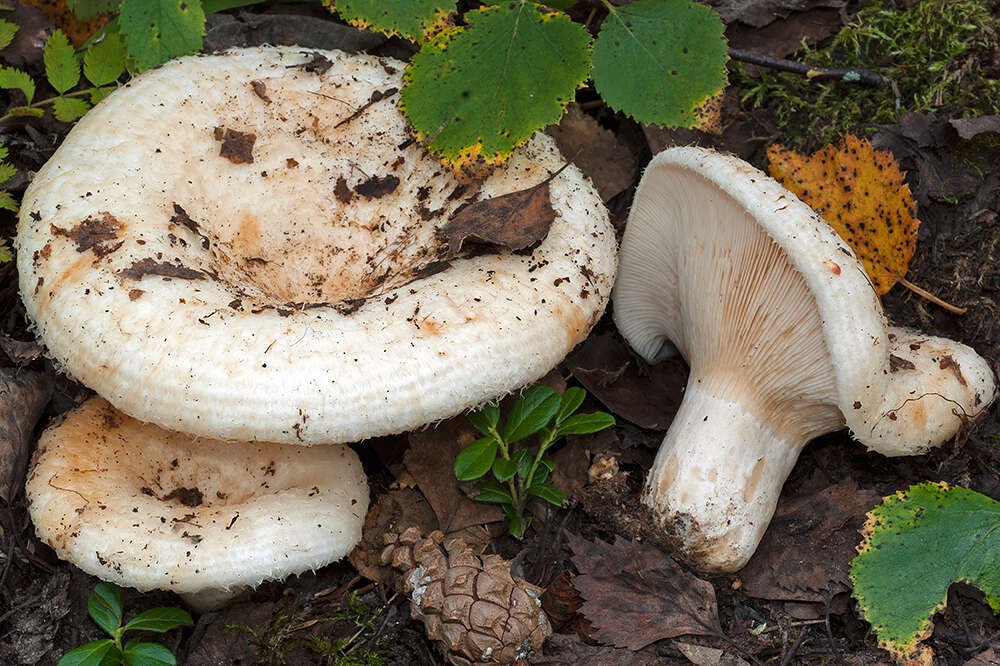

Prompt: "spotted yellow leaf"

[767,134,918,294]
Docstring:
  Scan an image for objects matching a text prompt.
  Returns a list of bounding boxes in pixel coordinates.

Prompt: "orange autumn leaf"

[766,134,918,295]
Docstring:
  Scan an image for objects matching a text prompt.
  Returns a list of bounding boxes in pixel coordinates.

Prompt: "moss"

[734,0,1000,150]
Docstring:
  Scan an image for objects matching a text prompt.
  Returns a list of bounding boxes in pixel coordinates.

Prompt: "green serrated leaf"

[850,482,1000,665]
[202,0,266,12]
[467,402,500,437]
[325,0,456,41]
[53,96,91,122]
[0,65,35,104]
[0,19,19,50]
[84,32,127,87]
[44,30,81,95]
[122,641,177,666]
[10,106,44,118]
[591,0,727,127]
[0,239,13,263]
[88,583,124,636]
[401,1,591,168]
[119,0,206,71]
[502,385,560,443]
[91,85,115,105]
[69,0,122,20]
[527,482,566,506]
[556,412,615,437]
[555,386,586,424]
[56,640,117,666]
[0,162,15,184]
[123,607,193,633]
[454,436,498,481]
[474,480,513,504]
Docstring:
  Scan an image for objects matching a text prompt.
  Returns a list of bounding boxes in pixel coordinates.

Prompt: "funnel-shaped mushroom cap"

[613,146,996,572]
[16,47,616,445]
[26,397,368,608]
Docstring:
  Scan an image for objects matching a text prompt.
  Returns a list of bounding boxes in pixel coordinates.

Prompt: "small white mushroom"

[26,397,368,611]
[613,146,997,573]
[15,47,616,445]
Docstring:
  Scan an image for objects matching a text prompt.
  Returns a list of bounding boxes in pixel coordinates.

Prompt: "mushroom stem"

[643,384,805,573]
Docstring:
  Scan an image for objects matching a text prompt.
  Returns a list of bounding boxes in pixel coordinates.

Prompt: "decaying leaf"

[545,104,638,202]
[536,634,663,665]
[567,533,720,650]
[439,178,555,257]
[740,480,879,605]
[0,368,53,501]
[405,417,504,532]
[767,134,919,294]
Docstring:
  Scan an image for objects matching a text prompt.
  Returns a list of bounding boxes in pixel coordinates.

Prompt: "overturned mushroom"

[613,146,997,573]
[15,47,616,445]
[26,397,368,611]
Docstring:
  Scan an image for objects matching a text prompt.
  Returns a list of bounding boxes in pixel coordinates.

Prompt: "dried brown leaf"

[536,634,665,665]
[0,368,53,502]
[405,417,504,532]
[565,333,687,430]
[439,180,555,257]
[545,104,637,201]
[567,533,720,650]
[739,480,879,603]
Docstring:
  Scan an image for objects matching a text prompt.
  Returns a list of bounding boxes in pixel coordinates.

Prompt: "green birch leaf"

[0,191,18,214]
[44,30,81,95]
[120,0,206,71]
[591,0,727,127]
[84,32,126,87]
[52,96,91,122]
[850,482,1000,666]
[324,0,456,41]
[401,1,591,170]
[68,0,121,20]
[0,19,19,50]
[0,65,35,104]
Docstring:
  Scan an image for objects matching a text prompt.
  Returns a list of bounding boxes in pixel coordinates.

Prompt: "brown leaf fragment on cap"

[939,354,967,386]
[118,258,205,281]
[355,174,399,199]
[213,127,256,164]
[440,180,556,258]
[250,79,271,103]
[334,176,352,203]
[889,354,916,372]
[51,213,123,257]
[170,203,210,249]
[335,87,399,129]
[298,51,333,75]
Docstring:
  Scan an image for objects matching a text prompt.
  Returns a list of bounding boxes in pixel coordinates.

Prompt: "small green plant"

[325,0,728,171]
[0,27,126,123]
[58,582,193,666]
[455,385,614,538]
[850,482,1000,665]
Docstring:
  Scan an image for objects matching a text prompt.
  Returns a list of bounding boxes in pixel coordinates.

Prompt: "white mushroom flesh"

[614,147,996,572]
[26,397,369,600]
[16,47,616,444]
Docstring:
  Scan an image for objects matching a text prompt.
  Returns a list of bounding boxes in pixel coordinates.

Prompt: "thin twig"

[896,275,967,315]
[730,48,884,87]
[825,590,851,666]
[779,627,810,666]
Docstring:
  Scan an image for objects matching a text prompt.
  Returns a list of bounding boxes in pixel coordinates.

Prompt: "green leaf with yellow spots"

[767,134,919,295]
[591,0,727,128]
[401,1,591,173]
[324,0,456,41]
[850,482,1000,666]
[119,0,205,71]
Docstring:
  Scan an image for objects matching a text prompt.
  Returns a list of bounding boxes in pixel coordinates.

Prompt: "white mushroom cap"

[15,47,616,445]
[613,146,996,572]
[26,397,368,609]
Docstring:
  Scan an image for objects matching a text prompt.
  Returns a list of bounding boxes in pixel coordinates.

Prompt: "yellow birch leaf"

[767,134,918,294]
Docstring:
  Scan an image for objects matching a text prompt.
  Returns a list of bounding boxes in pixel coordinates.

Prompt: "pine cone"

[380,528,551,665]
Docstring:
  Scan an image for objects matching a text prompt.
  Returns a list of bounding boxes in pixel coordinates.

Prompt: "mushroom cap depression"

[26,397,368,603]
[16,47,616,445]
[613,146,996,572]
